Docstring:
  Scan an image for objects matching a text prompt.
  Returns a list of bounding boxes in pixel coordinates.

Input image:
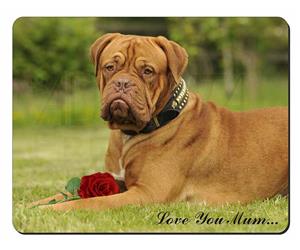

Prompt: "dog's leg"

[40,187,152,211]
[29,192,72,207]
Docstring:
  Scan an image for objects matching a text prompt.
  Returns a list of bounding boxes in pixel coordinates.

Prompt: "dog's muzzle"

[109,99,129,120]
[100,74,153,131]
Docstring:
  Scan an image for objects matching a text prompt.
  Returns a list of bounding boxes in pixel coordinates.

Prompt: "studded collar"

[122,79,189,135]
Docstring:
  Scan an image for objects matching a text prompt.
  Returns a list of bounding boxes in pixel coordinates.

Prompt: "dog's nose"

[114,78,130,92]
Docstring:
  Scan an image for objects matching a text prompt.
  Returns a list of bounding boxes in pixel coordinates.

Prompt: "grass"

[13,87,103,127]
[13,77,289,233]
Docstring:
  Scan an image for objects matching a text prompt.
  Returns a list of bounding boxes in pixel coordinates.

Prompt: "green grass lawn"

[13,78,289,233]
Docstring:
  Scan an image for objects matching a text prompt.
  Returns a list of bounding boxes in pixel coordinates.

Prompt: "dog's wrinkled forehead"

[100,36,168,72]
[91,33,188,84]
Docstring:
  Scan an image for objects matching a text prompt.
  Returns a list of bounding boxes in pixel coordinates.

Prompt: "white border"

[1,0,300,249]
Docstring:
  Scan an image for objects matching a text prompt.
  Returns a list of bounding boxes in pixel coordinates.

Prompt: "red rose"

[78,172,120,198]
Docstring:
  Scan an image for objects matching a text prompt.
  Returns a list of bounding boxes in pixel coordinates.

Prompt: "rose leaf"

[65,177,81,195]
[48,199,57,205]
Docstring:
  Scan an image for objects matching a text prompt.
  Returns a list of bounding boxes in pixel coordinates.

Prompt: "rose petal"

[78,172,120,198]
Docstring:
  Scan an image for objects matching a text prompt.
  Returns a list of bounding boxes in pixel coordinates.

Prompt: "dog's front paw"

[29,192,73,209]
[39,200,80,211]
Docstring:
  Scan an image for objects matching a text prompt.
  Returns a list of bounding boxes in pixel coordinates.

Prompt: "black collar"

[122,79,189,135]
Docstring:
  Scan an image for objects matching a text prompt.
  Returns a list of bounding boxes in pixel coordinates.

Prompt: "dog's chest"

[110,162,125,181]
[108,134,132,181]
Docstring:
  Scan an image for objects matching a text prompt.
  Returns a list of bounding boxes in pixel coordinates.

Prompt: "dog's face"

[90,33,188,132]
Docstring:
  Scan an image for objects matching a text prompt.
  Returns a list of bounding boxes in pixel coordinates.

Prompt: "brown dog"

[33,33,288,211]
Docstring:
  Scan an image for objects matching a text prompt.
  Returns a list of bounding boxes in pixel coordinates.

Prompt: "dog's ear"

[90,33,121,76]
[155,36,188,84]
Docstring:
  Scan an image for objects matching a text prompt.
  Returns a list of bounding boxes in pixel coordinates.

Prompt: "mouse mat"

[12,17,289,234]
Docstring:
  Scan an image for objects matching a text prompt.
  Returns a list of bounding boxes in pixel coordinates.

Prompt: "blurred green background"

[13,17,288,128]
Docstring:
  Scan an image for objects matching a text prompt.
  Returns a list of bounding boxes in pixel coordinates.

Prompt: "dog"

[32,33,288,211]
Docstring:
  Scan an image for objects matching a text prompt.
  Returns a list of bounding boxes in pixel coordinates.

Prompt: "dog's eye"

[143,67,153,75]
[105,64,115,72]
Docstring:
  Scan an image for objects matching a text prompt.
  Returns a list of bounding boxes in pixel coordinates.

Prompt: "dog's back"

[181,93,288,204]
